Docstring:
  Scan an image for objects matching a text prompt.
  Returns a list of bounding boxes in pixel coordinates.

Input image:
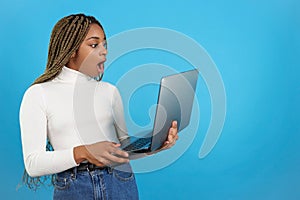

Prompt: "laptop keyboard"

[122,137,151,151]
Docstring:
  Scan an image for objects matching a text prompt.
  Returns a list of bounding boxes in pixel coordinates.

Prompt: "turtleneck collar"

[54,66,96,83]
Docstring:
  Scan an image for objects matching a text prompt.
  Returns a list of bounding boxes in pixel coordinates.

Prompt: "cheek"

[77,50,100,76]
[75,47,95,66]
[81,50,99,67]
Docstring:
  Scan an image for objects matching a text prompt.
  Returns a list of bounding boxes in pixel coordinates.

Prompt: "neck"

[66,61,79,71]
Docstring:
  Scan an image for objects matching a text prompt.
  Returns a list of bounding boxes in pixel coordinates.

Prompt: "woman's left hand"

[147,121,178,155]
[160,120,179,150]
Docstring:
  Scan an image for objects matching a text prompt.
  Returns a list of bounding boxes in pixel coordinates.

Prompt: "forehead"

[85,24,105,39]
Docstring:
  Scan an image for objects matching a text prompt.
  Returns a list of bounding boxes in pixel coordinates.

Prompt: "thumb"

[112,143,121,147]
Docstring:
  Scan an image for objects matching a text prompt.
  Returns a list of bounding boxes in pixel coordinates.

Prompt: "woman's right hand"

[73,141,129,167]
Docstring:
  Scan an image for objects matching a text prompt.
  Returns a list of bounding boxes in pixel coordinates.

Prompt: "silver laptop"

[120,69,199,153]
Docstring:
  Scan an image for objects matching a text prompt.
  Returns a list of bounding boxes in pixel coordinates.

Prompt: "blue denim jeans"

[53,163,139,200]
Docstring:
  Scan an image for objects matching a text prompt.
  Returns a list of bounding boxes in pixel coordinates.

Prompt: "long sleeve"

[19,84,77,177]
[112,86,129,142]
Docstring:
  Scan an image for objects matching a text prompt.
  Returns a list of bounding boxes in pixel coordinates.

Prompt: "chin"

[94,73,104,81]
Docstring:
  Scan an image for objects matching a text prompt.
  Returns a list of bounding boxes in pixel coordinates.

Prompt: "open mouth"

[97,62,104,74]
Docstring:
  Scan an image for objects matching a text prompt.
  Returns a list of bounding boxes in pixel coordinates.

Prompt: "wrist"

[73,145,88,164]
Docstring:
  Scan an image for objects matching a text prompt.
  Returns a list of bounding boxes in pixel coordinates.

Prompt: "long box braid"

[21,13,105,190]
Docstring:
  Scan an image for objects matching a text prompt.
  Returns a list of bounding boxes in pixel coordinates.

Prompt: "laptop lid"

[150,69,199,151]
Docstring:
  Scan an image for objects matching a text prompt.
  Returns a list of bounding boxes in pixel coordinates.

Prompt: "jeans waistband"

[68,162,108,173]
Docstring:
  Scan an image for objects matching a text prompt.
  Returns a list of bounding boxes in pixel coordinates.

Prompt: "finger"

[169,126,178,138]
[105,152,130,164]
[172,121,178,129]
[171,132,178,141]
[111,148,129,158]
[112,143,121,147]
[168,134,175,144]
[168,128,175,136]
[94,161,106,167]
[161,141,171,150]
[94,153,116,166]
[91,157,111,167]
[166,135,177,147]
[107,143,128,157]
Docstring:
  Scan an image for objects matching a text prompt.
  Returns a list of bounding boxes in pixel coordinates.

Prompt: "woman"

[19,13,178,199]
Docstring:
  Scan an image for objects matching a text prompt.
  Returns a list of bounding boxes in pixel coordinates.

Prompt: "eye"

[91,44,98,48]
[102,41,107,49]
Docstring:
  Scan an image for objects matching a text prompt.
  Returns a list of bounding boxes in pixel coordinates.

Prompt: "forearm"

[24,148,77,177]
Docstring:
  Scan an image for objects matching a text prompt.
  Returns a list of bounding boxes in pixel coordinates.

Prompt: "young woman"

[19,13,178,200]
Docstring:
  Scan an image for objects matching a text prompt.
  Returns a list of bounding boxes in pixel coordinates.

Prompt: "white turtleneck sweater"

[19,67,128,177]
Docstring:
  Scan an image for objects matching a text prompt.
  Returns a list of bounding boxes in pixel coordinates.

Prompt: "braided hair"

[32,13,105,84]
[22,13,105,190]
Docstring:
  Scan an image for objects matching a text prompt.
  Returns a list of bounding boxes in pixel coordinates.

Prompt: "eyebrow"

[86,36,101,41]
[86,36,106,41]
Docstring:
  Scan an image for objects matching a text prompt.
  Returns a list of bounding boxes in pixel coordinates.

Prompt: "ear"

[70,52,76,59]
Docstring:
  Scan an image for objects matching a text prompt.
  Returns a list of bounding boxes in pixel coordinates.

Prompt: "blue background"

[0,0,299,199]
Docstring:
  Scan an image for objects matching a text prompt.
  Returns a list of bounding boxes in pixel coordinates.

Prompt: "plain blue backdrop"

[0,0,299,199]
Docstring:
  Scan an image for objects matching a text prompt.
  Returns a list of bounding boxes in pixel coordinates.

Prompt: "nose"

[102,46,108,55]
[99,44,107,56]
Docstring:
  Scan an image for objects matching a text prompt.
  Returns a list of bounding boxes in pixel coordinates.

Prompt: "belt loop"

[107,167,113,174]
[71,166,77,180]
[86,164,90,172]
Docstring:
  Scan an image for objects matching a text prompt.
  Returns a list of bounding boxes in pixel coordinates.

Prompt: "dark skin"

[67,24,179,167]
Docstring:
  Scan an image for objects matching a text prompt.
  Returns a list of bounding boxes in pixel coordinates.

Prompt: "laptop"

[120,69,199,154]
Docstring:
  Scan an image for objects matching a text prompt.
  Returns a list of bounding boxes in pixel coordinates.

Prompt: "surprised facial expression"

[71,23,107,78]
